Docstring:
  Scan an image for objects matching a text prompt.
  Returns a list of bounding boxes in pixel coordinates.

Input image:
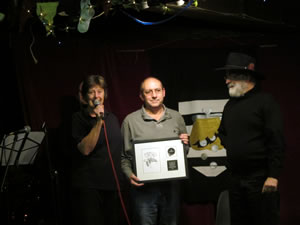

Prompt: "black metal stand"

[0,133,19,192]
[0,129,45,225]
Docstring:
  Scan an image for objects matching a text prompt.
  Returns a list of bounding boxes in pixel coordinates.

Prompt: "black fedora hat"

[216,52,264,80]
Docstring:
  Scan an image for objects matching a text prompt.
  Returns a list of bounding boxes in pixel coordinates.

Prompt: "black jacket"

[218,85,285,178]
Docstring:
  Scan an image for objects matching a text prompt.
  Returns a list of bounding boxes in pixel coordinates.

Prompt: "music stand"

[0,130,45,192]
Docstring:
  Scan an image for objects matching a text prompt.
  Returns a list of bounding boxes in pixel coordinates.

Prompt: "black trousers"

[71,188,120,225]
[229,173,280,225]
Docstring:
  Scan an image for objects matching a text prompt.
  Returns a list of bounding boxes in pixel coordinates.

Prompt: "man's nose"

[225,79,231,84]
[151,91,158,97]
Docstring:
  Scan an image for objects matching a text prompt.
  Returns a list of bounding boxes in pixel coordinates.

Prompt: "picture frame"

[133,137,188,183]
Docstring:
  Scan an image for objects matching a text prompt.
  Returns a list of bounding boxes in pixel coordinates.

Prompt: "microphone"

[94,99,101,107]
[93,99,104,119]
[9,125,31,135]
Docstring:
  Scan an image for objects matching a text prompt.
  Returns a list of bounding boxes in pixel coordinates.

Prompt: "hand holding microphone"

[93,99,104,119]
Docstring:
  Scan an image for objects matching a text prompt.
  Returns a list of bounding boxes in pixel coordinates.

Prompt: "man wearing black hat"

[217,52,285,225]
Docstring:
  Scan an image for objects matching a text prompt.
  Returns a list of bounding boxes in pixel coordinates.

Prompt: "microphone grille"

[94,99,100,106]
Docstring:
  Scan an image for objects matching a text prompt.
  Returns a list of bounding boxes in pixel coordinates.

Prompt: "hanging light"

[176,0,185,6]
[141,0,149,9]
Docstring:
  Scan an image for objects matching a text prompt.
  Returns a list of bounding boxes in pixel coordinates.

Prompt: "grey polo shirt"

[121,105,188,179]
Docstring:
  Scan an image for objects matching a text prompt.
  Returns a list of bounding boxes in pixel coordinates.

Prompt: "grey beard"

[228,82,247,97]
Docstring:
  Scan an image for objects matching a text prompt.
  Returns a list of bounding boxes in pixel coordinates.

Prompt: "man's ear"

[139,93,144,101]
[248,63,255,71]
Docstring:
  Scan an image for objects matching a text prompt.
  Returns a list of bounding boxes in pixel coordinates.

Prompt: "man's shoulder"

[165,107,181,115]
[123,108,142,120]
[254,91,276,102]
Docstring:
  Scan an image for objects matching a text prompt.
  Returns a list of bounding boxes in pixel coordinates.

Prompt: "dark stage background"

[1,5,300,225]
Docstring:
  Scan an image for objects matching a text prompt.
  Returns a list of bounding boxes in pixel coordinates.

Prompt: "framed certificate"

[133,137,188,183]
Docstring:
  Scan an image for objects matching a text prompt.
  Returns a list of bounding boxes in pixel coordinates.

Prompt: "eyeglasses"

[144,88,163,96]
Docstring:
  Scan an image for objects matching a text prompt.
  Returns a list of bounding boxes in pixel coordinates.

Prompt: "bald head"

[140,77,163,96]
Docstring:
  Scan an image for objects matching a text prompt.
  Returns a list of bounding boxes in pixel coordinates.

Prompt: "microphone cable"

[102,120,132,225]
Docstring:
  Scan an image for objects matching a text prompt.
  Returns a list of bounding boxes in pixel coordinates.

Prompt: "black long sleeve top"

[218,85,285,178]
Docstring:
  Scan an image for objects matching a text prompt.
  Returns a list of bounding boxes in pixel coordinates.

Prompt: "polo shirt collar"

[141,104,172,121]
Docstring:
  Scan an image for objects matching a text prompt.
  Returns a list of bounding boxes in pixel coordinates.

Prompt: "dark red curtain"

[13,34,151,130]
